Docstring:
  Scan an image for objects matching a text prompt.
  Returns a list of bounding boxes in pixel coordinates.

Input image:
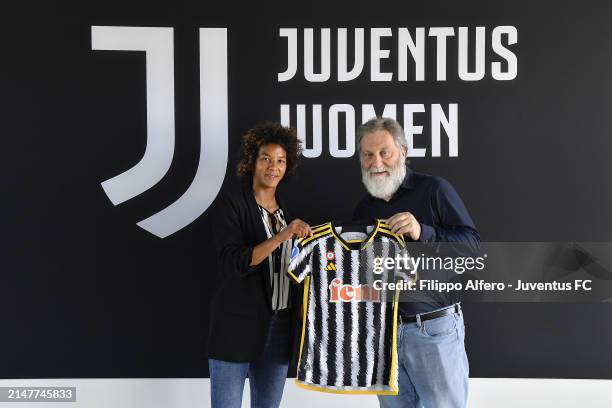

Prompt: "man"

[353,117,480,408]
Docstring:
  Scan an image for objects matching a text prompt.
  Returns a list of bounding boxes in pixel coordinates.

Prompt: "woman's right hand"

[279,219,312,242]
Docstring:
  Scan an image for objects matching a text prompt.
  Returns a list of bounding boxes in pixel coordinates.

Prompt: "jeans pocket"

[421,314,457,338]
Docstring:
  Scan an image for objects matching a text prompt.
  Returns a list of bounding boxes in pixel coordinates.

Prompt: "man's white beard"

[361,159,406,200]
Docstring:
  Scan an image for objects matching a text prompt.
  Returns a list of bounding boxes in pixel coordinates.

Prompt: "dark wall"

[3,0,612,378]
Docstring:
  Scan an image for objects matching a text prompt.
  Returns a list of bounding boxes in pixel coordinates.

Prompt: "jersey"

[288,219,407,395]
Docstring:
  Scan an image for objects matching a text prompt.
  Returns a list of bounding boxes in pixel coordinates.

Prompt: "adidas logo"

[324,262,336,271]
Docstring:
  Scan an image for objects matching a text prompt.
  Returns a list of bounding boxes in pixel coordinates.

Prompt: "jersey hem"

[293,379,399,395]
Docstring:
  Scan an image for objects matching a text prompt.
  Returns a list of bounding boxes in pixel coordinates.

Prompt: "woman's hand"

[278,219,312,242]
[251,219,312,267]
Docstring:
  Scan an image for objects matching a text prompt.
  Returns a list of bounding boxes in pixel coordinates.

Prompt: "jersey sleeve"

[287,237,314,283]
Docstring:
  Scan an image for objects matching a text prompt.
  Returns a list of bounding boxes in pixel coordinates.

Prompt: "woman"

[208,122,311,408]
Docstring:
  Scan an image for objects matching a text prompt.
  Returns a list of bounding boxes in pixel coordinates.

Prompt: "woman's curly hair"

[237,122,302,180]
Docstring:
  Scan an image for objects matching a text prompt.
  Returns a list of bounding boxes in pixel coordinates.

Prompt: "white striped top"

[257,205,292,310]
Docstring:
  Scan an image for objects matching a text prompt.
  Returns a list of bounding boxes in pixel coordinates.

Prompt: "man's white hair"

[356,116,408,159]
[357,117,409,199]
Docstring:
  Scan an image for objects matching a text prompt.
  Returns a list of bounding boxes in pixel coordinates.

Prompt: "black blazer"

[207,178,302,364]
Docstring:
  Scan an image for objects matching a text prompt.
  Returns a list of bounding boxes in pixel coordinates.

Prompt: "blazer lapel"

[276,193,292,224]
[243,181,274,311]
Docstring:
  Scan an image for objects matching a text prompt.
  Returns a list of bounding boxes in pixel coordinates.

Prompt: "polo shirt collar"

[400,166,414,190]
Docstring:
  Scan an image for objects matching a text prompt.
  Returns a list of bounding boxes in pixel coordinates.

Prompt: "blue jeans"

[378,306,469,408]
[209,311,290,408]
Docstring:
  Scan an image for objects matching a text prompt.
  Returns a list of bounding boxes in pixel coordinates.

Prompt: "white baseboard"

[1,378,611,407]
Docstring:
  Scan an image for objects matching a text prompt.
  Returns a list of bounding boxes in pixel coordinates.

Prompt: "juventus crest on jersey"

[288,220,406,395]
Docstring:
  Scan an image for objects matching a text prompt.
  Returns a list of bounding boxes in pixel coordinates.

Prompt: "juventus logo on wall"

[91,26,228,238]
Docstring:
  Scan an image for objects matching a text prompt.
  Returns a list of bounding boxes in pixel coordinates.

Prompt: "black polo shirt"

[353,167,480,316]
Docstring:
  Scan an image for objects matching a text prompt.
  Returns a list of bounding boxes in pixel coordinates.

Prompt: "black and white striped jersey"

[288,219,406,395]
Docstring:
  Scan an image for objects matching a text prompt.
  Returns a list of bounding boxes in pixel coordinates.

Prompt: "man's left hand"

[386,212,421,241]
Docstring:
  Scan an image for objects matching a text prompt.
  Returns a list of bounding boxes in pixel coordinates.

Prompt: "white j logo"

[91,26,228,238]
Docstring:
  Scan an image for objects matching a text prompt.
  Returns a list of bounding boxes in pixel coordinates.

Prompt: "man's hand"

[279,219,312,241]
[386,212,421,241]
